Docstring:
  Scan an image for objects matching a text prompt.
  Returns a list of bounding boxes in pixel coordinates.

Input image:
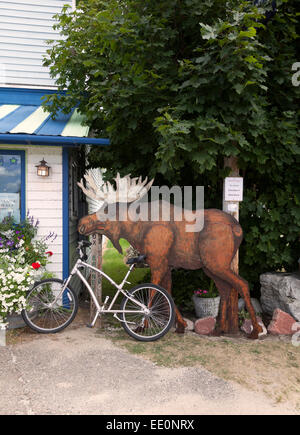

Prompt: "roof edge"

[0,87,66,106]
[0,133,110,147]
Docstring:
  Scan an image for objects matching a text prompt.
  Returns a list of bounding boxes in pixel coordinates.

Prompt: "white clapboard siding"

[1,62,47,71]
[0,144,64,279]
[0,0,72,88]
[1,23,55,34]
[28,182,62,190]
[2,31,64,41]
[0,15,55,27]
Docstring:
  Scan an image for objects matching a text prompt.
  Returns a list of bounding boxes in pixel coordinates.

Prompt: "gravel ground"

[0,327,297,415]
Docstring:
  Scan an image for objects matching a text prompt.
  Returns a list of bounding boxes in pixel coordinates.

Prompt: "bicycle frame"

[59,258,148,327]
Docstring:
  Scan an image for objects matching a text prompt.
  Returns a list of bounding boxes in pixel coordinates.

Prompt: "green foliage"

[238,308,251,326]
[168,269,218,310]
[0,215,55,267]
[0,216,55,327]
[102,239,149,298]
[43,0,299,298]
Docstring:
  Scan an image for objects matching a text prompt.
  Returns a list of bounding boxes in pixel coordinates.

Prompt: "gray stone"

[238,297,262,314]
[7,313,26,329]
[238,298,245,311]
[260,272,300,321]
[183,318,194,331]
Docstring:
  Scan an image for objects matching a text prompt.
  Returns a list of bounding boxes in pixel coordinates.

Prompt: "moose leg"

[144,225,186,332]
[160,268,187,334]
[200,224,261,338]
[213,278,239,333]
[203,268,232,335]
[214,269,262,339]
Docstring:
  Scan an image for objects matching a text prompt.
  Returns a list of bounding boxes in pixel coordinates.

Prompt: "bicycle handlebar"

[78,240,92,249]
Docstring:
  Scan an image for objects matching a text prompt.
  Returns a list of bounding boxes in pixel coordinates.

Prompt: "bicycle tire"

[120,283,175,342]
[21,278,78,334]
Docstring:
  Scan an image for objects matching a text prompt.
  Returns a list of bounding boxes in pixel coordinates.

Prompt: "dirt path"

[0,326,297,415]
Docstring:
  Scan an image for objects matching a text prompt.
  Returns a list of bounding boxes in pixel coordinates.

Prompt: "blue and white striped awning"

[0,103,109,146]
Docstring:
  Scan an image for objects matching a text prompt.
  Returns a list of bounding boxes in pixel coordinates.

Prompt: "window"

[0,150,25,223]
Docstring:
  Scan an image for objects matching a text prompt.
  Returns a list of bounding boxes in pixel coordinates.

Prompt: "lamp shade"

[36,158,50,177]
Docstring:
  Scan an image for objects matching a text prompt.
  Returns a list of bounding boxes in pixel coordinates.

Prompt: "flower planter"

[0,214,55,330]
[193,295,220,318]
[7,313,26,330]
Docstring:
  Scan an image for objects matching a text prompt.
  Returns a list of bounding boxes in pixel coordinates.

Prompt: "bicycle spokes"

[23,280,77,332]
[121,285,174,340]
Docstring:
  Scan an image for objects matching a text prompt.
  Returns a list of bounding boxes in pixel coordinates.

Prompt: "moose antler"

[78,172,154,204]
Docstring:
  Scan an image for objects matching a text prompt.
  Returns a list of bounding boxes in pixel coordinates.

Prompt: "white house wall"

[0,144,63,278]
[0,0,73,88]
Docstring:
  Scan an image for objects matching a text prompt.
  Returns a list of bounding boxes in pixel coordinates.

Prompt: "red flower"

[46,251,53,257]
[32,262,41,270]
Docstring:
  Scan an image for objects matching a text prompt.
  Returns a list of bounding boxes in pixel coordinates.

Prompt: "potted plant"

[192,279,220,318]
[0,214,56,330]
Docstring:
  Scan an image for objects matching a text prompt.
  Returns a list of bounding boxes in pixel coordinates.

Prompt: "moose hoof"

[247,329,260,340]
[134,326,145,334]
[210,328,222,337]
[175,324,186,334]
[247,323,263,339]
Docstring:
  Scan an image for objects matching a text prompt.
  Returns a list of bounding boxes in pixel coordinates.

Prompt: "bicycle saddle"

[126,254,147,265]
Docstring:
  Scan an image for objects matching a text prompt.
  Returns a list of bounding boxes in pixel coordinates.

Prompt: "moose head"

[77,173,154,251]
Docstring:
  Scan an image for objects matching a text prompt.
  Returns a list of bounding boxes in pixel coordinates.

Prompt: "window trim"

[0,149,26,222]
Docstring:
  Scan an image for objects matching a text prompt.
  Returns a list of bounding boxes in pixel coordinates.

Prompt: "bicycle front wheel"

[22,279,78,333]
[120,283,175,342]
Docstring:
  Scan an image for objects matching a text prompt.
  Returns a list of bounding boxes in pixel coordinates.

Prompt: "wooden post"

[90,233,103,328]
[222,156,240,333]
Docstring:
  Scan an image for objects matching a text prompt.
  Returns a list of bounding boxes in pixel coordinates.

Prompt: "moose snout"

[78,217,88,234]
[79,224,85,234]
[78,214,98,235]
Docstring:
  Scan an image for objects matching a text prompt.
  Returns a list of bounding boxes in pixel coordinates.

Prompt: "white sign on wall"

[0,193,20,222]
[224,177,243,202]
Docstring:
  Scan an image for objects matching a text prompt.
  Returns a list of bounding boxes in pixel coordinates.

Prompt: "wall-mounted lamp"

[36,158,50,177]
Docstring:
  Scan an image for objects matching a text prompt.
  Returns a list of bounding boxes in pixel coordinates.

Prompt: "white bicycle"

[22,240,175,342]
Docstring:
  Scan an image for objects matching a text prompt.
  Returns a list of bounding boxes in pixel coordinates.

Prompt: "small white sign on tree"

[224,177,243,202]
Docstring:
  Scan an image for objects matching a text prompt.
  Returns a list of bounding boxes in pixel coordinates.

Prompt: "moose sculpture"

[77,173,263,339]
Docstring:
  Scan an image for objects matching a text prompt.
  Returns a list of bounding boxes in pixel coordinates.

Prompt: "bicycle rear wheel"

[22,279,78,333]
[120,283,175,342]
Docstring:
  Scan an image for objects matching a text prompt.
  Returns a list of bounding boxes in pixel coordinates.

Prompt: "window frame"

[0,149,26,222]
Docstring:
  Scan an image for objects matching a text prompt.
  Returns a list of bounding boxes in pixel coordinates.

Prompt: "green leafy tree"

[43,0,299,307]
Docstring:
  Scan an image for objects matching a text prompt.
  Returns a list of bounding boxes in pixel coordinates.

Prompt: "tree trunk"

[222,156,239,333]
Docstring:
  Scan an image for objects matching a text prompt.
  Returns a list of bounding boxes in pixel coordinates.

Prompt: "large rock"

[183,318,194,331]
[7,313,26,330]
[238,297,262,314]
[267,308,299,335]
[260,272,300,321]
[194,317,216,335]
